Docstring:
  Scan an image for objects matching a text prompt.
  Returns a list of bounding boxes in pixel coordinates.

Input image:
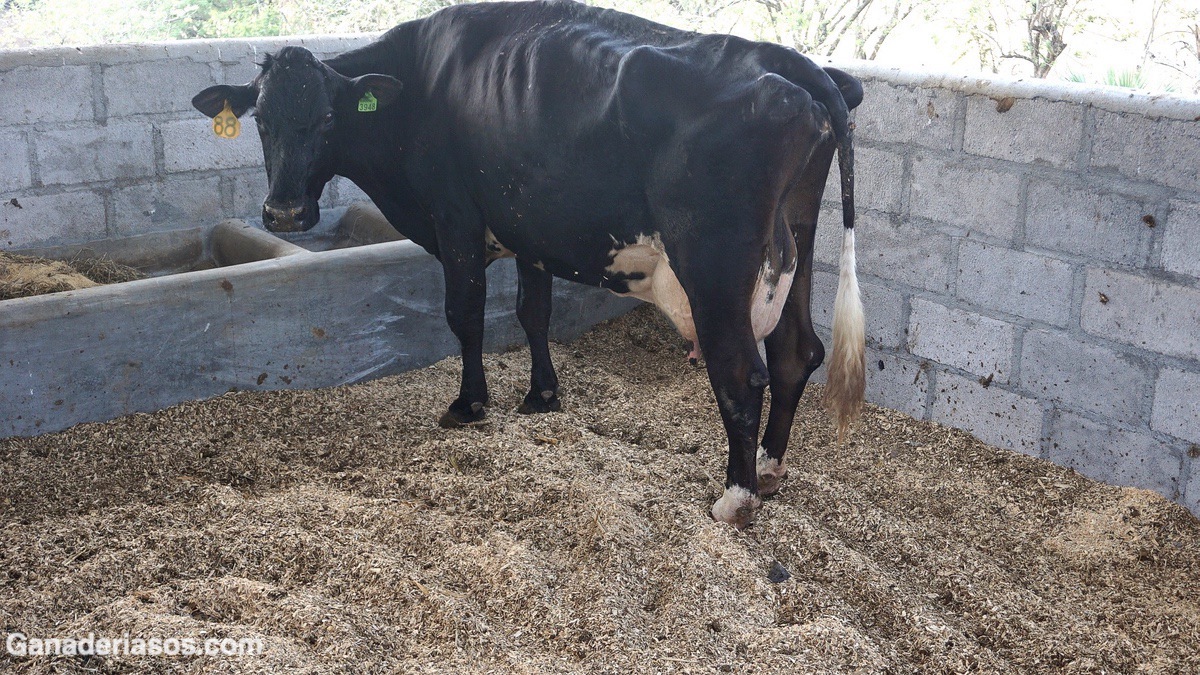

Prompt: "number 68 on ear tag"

[212,101,241,140]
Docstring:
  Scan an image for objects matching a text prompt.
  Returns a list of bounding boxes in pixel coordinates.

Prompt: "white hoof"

[711,486,761,529]
[756,447,788,497]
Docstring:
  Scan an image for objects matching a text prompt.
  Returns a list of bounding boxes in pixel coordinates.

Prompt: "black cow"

[193,0,866,528]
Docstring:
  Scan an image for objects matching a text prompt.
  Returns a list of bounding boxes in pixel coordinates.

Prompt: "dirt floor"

[1,307,1198,674]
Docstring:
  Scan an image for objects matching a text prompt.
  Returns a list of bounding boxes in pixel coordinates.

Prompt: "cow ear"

[347,74,404,109]
[192,84,258,118]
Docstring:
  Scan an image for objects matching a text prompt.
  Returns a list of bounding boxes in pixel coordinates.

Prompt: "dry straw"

[1,307,1197,673]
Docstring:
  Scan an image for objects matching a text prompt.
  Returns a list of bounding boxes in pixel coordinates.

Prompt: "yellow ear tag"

[212,101,241,140]
[357,91,378,113]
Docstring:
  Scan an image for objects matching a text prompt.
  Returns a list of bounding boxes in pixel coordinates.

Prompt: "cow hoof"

[710,486,761,529]
[438,400,487,428]
[756,449,788,497]
[517,389,561,414]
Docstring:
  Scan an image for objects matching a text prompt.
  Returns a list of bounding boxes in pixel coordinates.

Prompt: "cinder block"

[230,170,269,219]
[1152,369,1200,445]
[864,348,930,419]
[158,41,223,63]
[332,176,372,208]
[1025,180,1151,266]
[0,191,106,248]
[1091,110,1200,192]
[1186,468,1200,518]
[84,41,218,67]
[36,122,155,186]
[956,240,1073,325]
[103,58,217,117]
[963,96,1083,169]
[111,176,223,234]
[1162,199,1200,280]
[318,181,336,209]
[931,371,1042,455]
[909,153,1022,241]
[161,118,263,173]
[217,36,376,85]
[813,204,843,267]
[0,65,93,124]
[0,131,31,191]
[811,269,907,349]
[303,35,378,60]
[852,80,956,150]
[1020,329,1153,426]
[1081,269,1200,360]
[823,145,904,214]
[909,298,1016,382]
[827,211,955,293]
[220,43,276,85]
[1047,411,1180,498]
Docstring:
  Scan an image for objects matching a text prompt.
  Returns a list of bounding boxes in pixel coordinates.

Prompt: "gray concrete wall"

[0,35,376,249]
[2,38,1199,514]
[809,61,1200,515]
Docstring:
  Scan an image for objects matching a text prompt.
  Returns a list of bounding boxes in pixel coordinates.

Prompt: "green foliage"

[0,0,1195,94]
[1102,66,1148,88]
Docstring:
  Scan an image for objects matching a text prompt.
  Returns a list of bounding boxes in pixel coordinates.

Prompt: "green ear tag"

[357,91,378,113]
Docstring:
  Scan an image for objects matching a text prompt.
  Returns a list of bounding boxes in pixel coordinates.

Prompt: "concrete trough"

[0,204,636,438]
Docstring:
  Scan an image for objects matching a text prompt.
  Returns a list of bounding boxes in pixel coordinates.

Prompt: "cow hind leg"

[757,140,836,495]
[437,246,490,428]
[758,269,823,496]
[515,258,561,414]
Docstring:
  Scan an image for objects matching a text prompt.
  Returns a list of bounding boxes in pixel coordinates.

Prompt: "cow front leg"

[438,248,490,428]
[699,320,769,529]
[515,258,561,414]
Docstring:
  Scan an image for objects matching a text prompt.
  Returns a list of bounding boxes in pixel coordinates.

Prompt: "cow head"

[192,47,402,232]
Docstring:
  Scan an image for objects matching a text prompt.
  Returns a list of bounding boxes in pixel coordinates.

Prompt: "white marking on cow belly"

[484,228,515,261]
[606,234,697,343]
[750,259,795,341]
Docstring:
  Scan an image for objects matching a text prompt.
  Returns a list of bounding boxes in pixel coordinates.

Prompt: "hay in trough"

[64,254,146,285]
[0,252,144,301]
[1,306,1198,673]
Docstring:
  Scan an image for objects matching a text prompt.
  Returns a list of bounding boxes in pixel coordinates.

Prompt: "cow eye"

[321,112,334,128]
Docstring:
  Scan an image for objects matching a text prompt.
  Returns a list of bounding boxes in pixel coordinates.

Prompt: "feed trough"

[0,203,635,438]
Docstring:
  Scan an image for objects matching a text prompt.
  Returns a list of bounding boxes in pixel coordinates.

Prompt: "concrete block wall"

[1,39,1198,515]
[811,61,1200,515]
[0,36,376,249]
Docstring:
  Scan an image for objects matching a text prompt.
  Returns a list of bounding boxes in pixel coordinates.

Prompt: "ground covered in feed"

[1,307,1198,674]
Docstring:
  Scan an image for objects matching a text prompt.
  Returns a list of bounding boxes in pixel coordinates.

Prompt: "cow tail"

[822,122,865,444]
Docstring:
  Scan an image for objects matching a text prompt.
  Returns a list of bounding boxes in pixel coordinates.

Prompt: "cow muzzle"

[262,200,317,232]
